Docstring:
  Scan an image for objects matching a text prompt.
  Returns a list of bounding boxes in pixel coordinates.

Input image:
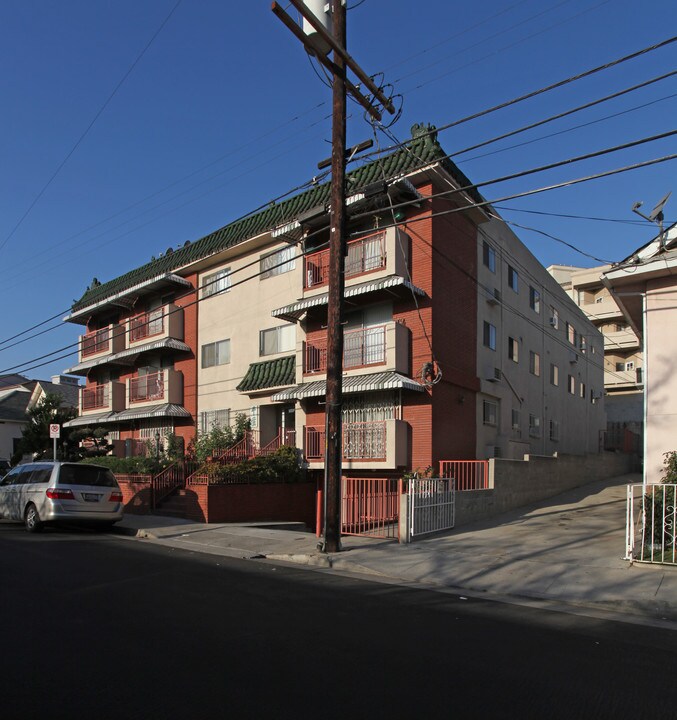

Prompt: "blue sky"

[1,0,675,380]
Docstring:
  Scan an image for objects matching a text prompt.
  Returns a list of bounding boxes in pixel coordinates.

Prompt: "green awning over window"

[236,355,296,393]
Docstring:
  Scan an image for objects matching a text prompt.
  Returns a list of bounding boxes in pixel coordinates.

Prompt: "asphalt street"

[2,522,676,720]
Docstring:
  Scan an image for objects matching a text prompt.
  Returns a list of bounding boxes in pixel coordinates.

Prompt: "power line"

[357,35,677,163]
[494,206,674,226]
[0,0,184,257]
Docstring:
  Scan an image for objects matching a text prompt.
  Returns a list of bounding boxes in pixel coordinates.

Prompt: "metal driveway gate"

[342,477,399,540]
[626,483,676,565]
[408,477,455,538]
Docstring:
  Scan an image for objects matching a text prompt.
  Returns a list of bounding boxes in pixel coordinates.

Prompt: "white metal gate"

[408,477,455,537]
[626,483,676,565]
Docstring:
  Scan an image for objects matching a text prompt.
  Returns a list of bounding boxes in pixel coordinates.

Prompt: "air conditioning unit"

[486,287,501,306]
[569,352,579,364]
[486,367,501,382]
[548,317,558,327]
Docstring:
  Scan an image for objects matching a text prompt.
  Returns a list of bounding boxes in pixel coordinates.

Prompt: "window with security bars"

[260,246,295,279]
[529,351,540,376]
[549,420,560,442]
[140,421,173,439]
[511,408,520,432]
[483,399,498,426]
[201,268,231,298]
[200,409,231,433]
[529,414,541,438]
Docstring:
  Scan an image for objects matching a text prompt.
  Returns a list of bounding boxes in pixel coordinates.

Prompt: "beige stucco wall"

[645,278,677,482]
[477,217,606,459]
[197,236,301,427]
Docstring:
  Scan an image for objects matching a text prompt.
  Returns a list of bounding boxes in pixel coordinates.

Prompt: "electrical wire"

[0,0,184,257]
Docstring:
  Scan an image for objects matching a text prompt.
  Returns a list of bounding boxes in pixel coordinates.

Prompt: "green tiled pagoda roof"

[236,355,296,392]
[72,124,481,312]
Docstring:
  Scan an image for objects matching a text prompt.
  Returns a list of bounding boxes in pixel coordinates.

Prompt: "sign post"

[49,424,60,461]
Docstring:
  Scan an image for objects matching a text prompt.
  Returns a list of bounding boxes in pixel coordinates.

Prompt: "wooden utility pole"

[323,0,347,553]
[272,0,394,553]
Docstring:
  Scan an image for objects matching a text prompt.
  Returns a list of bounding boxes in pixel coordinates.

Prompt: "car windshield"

[58,464,118,488]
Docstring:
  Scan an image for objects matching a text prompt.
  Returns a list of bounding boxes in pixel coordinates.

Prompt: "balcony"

[127,369,183,407]
[127,304,184,347]
[582,296,623,322]
[305,419,408,470]
[303,227,409,296]
[304,321,410,377]
[79,324,125,362]
[79,381,125,416]
[603,328,639,351]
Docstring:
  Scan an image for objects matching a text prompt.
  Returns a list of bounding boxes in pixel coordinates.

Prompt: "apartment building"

[62,124,605,472]
[602,223,677,483]
[548,264,643,426]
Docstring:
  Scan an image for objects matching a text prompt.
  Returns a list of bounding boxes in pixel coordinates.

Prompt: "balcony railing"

[304,231,386,289]
[129,308,164,342]
[129,372,165,403]
[305,325,386,374]
[306,421,387,461]
[81,327,110,357]
[82,385,108,411]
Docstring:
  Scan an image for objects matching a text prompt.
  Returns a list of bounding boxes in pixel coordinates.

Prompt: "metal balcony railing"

[306,421,387,461]
[81,327,110,357]
[129,371,165,403]
[305,325,386,374]
[82,385,108,411]
[129,308,164,342]
[304,231,386,289]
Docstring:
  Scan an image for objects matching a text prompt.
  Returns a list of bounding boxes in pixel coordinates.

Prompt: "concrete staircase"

[154,489,189,519]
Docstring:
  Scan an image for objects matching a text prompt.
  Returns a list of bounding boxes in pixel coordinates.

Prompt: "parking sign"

[49,424,60,439]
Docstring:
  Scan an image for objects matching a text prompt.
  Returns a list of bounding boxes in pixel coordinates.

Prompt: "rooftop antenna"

[632,191,671,249]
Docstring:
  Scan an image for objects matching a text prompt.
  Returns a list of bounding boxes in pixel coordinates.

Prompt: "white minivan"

[0,462,124,532]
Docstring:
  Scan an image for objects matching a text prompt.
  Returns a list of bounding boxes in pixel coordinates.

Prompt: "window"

[529,286,540,313]
[259,324,295,356]
[260,246,295,279]
[580,382,586,399]
[529,351,540,376]
[550,363,559,386]
[596,296,603,303]
[201,339,231,368]
[568,374,575,394]
[202,268,231,298]
[508,265,518,292]
[200,409,230,433]
[483,321,496,351]
[529,414,541,438]
[615,362,625,372]
[511,408,521,431]
[580,335,587,353]
[508,337,519,363]
[483,241,496,272]
[566,322,576,345]
[549,420,560,442]
[636,367,643,384]
[550,307,559,330]
[625,361,634,371]
[483,399,497,426]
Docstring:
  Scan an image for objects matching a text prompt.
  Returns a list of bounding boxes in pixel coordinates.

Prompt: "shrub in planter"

[200,446,304,485]
[79,455,167,475]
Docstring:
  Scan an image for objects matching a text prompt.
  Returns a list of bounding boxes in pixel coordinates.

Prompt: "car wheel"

[24,504,43,533]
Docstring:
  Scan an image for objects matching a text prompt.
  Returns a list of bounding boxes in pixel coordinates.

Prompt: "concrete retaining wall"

[454,451,632,527]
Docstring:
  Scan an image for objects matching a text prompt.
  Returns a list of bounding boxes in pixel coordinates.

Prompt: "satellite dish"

[649,191,671,222]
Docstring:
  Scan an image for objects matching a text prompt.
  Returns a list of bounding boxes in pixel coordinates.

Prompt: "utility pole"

[323,0,347,553]
[272,0,394,553]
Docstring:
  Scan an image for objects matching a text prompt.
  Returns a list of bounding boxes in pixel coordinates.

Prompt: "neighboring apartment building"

[602,223,677,484]
[62,124,605,474]
[548,264,643,426]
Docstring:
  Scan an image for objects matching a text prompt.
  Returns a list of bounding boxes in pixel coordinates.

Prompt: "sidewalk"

[113,472,677,626]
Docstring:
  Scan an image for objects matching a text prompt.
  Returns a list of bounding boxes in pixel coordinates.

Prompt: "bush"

[198,446,304,485]
[189,413,251,463]
[79,455,168,476]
